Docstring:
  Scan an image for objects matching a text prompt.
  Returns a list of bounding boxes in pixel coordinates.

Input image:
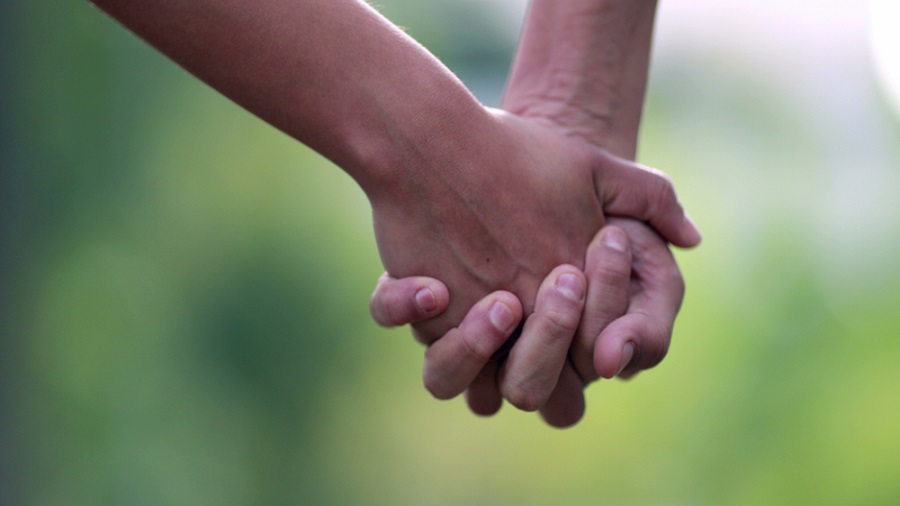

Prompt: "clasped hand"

[367,104,699,427]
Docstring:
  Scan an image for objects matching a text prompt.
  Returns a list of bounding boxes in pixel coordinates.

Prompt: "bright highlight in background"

[870,0,900,116]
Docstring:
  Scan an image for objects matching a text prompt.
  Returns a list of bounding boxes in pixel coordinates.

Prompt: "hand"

[87,0,686,425]
[371,218,683,427]
[369,106,698,346]
[542,217,684,426]
[366,112,690,423]
[457,0,689,425]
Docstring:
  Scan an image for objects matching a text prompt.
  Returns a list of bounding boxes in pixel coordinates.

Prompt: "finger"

[370,272,450,327]
[422,291,522,400]
[500,265,586,412]
[570,226,633,383]
[592,150,702,248]
[594,219,685,379]
[539,360,586,428]
[594,313,669,379]
[465,360,503,416]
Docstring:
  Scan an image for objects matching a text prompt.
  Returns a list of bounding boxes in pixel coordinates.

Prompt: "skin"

[373,219,683,426]
[90,0,697,349]
[503,0,660,160]
[371,107,696,343]
[371,0,694,427]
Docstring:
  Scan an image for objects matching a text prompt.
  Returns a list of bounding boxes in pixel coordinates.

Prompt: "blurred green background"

[3,1,899,504]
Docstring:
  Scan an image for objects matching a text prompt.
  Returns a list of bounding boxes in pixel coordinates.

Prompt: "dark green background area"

[3,2,899,504]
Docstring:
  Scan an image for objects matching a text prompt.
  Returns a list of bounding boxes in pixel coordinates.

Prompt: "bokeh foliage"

[2,1,899,505]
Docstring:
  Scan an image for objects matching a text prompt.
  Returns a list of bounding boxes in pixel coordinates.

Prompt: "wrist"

[502,0,657,159]
[348,76,494,206]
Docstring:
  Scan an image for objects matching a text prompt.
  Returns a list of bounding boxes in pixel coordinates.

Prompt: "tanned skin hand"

[371,0,696,427]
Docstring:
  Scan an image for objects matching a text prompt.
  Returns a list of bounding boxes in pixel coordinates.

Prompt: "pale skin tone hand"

[370,0,692,427]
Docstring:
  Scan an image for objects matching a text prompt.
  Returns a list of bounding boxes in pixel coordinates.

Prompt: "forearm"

[90,0,489,196]
[503,0,658,159]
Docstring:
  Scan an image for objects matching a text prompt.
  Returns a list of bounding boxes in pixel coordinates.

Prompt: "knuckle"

[649,172,678,214]
[461,329,503,363]
[646,169,679,220]
[540,306,581,337]
[646,167,674,188]
[592,260,630,285]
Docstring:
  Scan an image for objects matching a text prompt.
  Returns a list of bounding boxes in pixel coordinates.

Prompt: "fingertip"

[587,225,632,262]
[489,300,516,333]
[542,410,584,428]
[680,213,703,248]
[370,275,450,328]
[555,270,586,302]
[468,395,503,417]
[466,363,503,416]
[417,281,450,316]
[539,364,586,428]
[486,290,524,330]
[542,405,585,429]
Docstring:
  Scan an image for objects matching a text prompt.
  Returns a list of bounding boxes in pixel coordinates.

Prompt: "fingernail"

[489,301,515,332]
[415,288,437,313]
[682,214,703,245]
[555,273,584,301]
[616,343,635,376]
[602,227,627,252]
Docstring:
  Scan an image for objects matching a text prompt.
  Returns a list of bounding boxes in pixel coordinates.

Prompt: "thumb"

[591,150,702,248]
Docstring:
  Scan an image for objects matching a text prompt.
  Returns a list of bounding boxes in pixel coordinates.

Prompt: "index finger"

[499,265,586,412]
